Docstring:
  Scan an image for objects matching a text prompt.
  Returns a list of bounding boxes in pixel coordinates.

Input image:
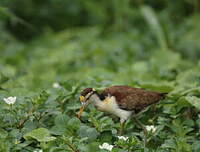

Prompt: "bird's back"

[101,86,166,111]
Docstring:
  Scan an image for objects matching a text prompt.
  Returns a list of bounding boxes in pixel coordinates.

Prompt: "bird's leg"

[133,116,147,146]
[119,119,125,135]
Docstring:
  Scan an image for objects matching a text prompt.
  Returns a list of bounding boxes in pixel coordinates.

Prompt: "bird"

[78,85,167,144]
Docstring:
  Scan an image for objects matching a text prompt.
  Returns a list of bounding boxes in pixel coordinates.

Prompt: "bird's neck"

[89,94,103,108]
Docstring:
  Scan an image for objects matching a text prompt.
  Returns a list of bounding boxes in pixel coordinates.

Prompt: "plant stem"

[65,141,79,152]
[18,107,35,129]
[133,116,147,147]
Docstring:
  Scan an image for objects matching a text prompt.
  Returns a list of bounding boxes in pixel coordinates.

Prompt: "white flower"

[33,149,43,152]
[52,82,61,88]
[146,125,156,133]
[99,143,114,151]
[117,136,129,141]
[3,96,16,105]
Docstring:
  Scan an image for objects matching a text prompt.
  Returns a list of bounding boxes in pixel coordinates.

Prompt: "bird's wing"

[101,86,166,111]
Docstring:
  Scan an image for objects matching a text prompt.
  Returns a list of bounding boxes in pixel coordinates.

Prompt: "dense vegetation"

[0,1,200,151]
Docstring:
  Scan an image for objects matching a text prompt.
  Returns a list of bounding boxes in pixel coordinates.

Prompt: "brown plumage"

[101,86,166,112]
[78,85,167,139]
[81,88,93,96]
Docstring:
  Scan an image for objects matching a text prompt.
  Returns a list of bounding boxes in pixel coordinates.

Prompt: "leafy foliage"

[0,1,200,152]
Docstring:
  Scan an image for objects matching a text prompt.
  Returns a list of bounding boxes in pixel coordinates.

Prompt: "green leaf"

[66,102,81,110]
[24,128,56,142]
[176,69,200,88]
[192,140,200,152]
[161,139,176,149]
[77,125,99,142]
[0,129,8,138]
[0,73,9,85]
[67,117,81,131]
[50,114,70,135]
[185,96,200,110]
[141,6,167,49]
[139,82,173,92]
[54,114,70,126]
[51,116,81,135]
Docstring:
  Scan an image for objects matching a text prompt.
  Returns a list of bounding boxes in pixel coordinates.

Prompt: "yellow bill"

[78,96,86,118]
[79,96,85,102]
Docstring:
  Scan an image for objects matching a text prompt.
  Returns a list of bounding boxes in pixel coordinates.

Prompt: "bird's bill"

[78,96,87,118]
[79,96,85,102]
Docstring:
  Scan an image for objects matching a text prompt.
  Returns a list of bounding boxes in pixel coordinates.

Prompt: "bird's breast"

[97,96,132,121]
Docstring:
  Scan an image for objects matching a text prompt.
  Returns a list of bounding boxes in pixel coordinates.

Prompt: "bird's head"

[78,88,96,118]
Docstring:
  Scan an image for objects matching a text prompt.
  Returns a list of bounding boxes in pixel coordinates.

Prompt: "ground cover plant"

[0,2,200,152]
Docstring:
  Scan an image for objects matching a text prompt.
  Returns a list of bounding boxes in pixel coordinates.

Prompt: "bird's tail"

[160,92,168,99]
[161,92,168,96]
